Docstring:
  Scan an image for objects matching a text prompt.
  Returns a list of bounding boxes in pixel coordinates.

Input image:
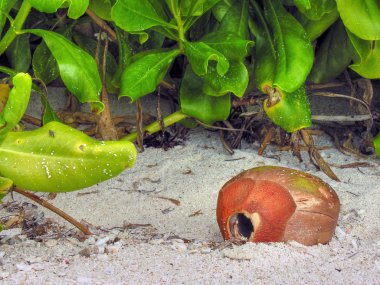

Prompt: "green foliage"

[374,133,380,158]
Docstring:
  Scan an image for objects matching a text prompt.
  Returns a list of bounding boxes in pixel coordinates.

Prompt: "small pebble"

[79,246,99,257]
[171,242,187,252]
[95,237,110,247]
[45,239,58,248]
[335,226,346,241]
[200,247,211,254]
[86,236,96,245]
[0,251,5,259]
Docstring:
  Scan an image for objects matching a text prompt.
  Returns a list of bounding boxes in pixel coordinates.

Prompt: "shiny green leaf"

[212,0,235,22]
[309,21,353,83]
[89,0,114,20]
[0,121,137,192]
[294,0,335,21]
[203,60,248,98]
[201,31,254,60]
[180,66,230,124]
[32,41,60,85]
[119,49,180,101]
[181,0,220,16]
[218,0,249,39]
[264,0,313,92]
[374,133,380,158]
[111,0,176,32]
[5,34,31,72]
[29,0,89,19]
[0,176,13,200]
[348,31,380,79]
[29,29,103,112]
[184,41,229,76]
[336,0,380,41]
[0,0,17,35]
[0,73,31,140]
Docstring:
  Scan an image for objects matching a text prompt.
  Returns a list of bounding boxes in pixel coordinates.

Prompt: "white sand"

[0,92,379,284]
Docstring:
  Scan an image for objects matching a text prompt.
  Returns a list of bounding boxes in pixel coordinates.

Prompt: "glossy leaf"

[309,21,353,83]
[111,0,176,32]
[203,60,248,98]
[201,31,254,60]
[0,0,17,35]
[348,32,380,79]
[212,0,235,22]
[0,176,13,200]
[180,66,231,124]
[29,0,89,19]
[336,0,380,41]
[374,133,380,158]
[263,85,311,132]
[32,41,60,85]
[5,34,31,72]
[29,29,103,112]
[264,0,313,92]
[294,0,335,21]
[218,0,249,39]
[119,49,180,101]
[181,0,220,16]
[0,121,137,192]
[89,0,113,20]
[0,73,31,139]
[184,41,229,76]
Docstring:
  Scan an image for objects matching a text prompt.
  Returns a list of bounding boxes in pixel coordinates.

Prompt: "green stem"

[0,0,31,55]
[121,110,188,142]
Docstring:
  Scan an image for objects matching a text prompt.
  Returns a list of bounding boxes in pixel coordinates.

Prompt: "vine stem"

[13,187,92,235]
[121,110,188,142]
[0,0,31,55]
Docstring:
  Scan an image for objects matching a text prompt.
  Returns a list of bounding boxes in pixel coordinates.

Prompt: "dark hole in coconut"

[229,213,254,240]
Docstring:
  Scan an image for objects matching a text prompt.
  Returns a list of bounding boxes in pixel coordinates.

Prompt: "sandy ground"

[0,91,380,284]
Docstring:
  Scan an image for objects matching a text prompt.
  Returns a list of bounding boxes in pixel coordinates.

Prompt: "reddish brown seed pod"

[216,166,340,246]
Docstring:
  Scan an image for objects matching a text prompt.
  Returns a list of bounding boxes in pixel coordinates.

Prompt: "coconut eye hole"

[228,213,254,241]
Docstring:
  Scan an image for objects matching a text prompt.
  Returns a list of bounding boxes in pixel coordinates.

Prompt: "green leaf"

[5,34,31,72]
[180,66,231,124]
[32,41,60,85]
[309,21,353,83]
[165,0,179,17]
[0,0,18,36]
[0,73,31,140]
[0,121,136,192]
[29,0,89,19]
[203,60,248,98]
[212,0,235,22]
[181,0,220,17]
[374,133,380,158]
[201,31,254,60]
[336,0,380,41]
[28,29,103,112]
[184,41,229,76]
[348,31,380,79]
[294,0,335,21]
[111,0,176,32]
[89,0,114,21]
[218,0,249,39]
[119,49,180,101]
[0,176,13,200]
[264,0,313,92]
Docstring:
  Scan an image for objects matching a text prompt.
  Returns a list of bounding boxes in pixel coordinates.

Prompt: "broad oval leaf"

[184,41,229,76]
[29,29,103,112]
[5,34,31,72]
[264,0,313,92]
[32,41,60,85]
[347,32,380,79]
[0,73,31,139]
[309,21,353,83]
[180,66,231,124]
[119,49,180,101]
[203,60,248,98]
[29,0,89,19]
[111,0,176,32]
[294,0,335,21]
[336,0,380,41]
[181,0,220,17]
[201,31,254,60]
[0,121,137,192]
[0,176,13,200]
[89,0,113,21]
[217,0,249,39]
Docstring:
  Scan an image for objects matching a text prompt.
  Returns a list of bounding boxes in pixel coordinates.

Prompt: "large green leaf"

[218,0,249,39]
[212,0,235,22]
[111,0,176,32]
[180,66,230,124]
[5,34,31,72]
[119,49,180,101]
[181,0,220,16]
[184,41,229,76]
[32,41,60,85]
[201,31,254,60]
[89,0,114,20]
[348,32,380,79]
[336,0,380,41]
[0,73,31,140]
[294,0,335,21]
[309,21,353,83]
[0,176,13,201]
[264,0,313,92]
[29,0,89,19]
[0,121,136,192]
[0,0,17,35]
[374,133,380,158]
[203,60,248,98]
[29,29,103,112]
